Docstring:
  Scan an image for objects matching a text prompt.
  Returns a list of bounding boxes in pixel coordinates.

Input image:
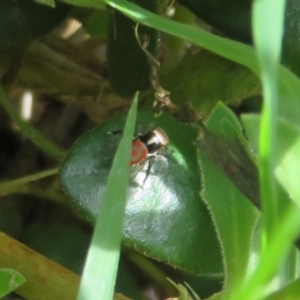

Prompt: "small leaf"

[0,268,25,298]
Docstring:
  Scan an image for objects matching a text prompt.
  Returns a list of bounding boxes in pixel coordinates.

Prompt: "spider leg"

[143,156,155,184]
[131,155,158,185]
[131,159,147,181]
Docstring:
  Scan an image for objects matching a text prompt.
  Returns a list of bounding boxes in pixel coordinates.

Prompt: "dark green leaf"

[197,103,259,293]
[60,110,222,275]
[161,50,260,116]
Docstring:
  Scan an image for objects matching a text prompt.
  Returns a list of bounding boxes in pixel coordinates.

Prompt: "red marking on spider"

[130,140,149,165]
[128,127,170,182]
[129,127,169,166]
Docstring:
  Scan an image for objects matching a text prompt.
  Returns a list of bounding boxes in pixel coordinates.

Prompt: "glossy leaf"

[60,110,222,275]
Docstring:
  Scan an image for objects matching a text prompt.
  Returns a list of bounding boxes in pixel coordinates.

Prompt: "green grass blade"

[230,0,300,299]
[231,204,300,300]
[110,0,258,72]
[0,168,59,196]
[266,276,300,300]
[0,85,66,158]
[253,0,285,237]
[63,0,258,73]
[76,93,138,300]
